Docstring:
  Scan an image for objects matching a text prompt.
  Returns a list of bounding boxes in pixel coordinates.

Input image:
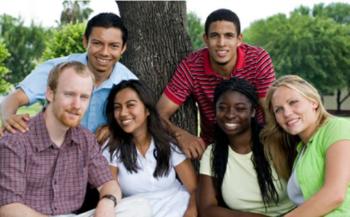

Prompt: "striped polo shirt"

[164,43,275,145]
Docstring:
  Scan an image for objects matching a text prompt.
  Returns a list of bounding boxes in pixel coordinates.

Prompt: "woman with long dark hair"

[198,77,294,217]
[102,80,197,217]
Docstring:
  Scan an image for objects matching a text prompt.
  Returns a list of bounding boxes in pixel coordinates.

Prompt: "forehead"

[89,27,123,43]
[56,68,93,93]
[271,86,304,104]
[208,20,238,34]
[114,88,141,103]
[217,90,251,104]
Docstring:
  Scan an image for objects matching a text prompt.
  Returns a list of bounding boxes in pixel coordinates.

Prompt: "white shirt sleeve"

[170,143,187,166]
[101,139,118,167]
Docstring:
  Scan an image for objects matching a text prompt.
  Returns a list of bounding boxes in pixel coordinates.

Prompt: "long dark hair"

[105,79,173,177]
[212,77,279,207]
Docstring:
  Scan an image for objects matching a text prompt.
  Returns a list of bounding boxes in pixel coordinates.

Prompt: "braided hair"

[212,77,279,207]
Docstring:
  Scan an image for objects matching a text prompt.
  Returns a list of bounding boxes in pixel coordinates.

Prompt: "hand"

[183,205,198,217]
[0,113,30,137]
[175,129,206,160]
[95,124,110,146]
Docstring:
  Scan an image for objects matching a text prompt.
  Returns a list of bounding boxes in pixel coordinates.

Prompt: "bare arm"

[285,140,350,217]
[0,89,30,135]
[95,180,122,217]
[198,175,267,217]
[175,159,198,217]
[0,203,48,217]
[157,93,205,159]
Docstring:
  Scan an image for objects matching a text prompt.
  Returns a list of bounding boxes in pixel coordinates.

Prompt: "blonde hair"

[47,61,95,92]
[260,75,330,180]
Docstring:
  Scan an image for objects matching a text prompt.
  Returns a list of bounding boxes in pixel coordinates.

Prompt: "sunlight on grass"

[17,102,43,117]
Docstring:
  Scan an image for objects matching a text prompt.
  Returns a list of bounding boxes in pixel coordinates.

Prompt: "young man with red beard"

[157,9,275,160]
[0,13,137,141]
[0,62,150,217]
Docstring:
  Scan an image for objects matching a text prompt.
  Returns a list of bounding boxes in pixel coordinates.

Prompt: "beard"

[56,108,83,128]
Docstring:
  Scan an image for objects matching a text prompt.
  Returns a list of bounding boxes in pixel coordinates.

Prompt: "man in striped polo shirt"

[157,9,275,159]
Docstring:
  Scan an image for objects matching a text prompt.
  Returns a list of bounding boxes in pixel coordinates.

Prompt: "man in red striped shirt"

[157,9,275,159]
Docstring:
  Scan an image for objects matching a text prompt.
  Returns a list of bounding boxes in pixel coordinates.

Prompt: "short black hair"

[204,9,241,36]
[84,13,128,45]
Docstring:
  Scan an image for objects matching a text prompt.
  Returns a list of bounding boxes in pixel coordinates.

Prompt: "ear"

[83,36,88,49]
[237,33,243,46]
[203,33,209,47]
[46,87,54,103]
[121,43,127,56]
[311,100,319,110]
[251,108,256,118]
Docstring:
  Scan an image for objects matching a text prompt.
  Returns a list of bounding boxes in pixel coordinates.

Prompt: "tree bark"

[117,1,197,136]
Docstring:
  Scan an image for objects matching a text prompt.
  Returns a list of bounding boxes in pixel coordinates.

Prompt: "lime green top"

[295,117,350,216]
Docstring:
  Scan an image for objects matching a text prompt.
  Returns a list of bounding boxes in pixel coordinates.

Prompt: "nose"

[282,106,293,117]
[100,44,109,56]
[217,35,225,46]
[225,107,236,119]
[71,96,81,109]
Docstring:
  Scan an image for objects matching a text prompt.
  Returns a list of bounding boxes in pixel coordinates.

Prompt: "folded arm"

[284,140,350,217]
[157,93,205,159]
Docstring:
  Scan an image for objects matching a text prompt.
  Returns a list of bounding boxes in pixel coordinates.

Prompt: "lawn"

[17,102,43,116]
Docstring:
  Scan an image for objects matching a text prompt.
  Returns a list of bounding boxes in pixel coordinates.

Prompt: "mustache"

[65,109,83,116]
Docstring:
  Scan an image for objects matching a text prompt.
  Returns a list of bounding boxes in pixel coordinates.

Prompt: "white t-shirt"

[103,138,190,217]
[200,145,295,217]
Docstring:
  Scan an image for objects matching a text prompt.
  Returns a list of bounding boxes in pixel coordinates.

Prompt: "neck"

[87,63,113,87]
[228,130,252,154]
[133,132,151,156]
[44,107,69,147]
[210,56,237,77]
[300,124,318,144]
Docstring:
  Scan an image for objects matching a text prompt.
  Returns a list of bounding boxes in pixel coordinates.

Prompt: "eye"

[274,107,282,114]
[113,105,121,111]
[111,44,120,49]
[289,100,299,105]
[236,107,247,112]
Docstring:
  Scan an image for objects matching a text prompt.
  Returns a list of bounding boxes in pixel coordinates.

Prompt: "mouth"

[216,50,228,58]
[96,57,111,65]
[286,118,300,128]
[120,119,133,126]
[66,111,81,119]
[224,122,239,130]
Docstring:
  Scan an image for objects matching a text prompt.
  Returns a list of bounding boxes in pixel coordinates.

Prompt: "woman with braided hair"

[198,77,294,217]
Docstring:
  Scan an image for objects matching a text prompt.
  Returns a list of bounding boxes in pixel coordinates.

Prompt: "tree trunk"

[116,1,197,135]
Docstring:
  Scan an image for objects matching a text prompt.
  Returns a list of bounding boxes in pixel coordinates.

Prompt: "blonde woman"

[261,75,350,216]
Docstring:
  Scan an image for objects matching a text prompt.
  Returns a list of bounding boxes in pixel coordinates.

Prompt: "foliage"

[0,15,48,84]
[243,5,350,96]
[187,12,204,50]
[0,41,11,93]
[42,23,85,60]
[60,0,93,25]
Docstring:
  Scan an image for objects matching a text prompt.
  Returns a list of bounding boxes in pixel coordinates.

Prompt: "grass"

[17,102,43,116]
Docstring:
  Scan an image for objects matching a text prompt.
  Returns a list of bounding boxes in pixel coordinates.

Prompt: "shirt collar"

[204,44,245,76]
[30,112,83,152]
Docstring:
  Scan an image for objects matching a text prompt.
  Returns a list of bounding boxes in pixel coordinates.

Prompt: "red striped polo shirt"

[164,43,275,145]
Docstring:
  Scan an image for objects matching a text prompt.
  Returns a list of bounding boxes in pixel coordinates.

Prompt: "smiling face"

[271,86,319,142]
[84,27,126,79]
[113,88,149,138]
[204,20,242,71]
[46,68,93,128]
[216,90,255,137]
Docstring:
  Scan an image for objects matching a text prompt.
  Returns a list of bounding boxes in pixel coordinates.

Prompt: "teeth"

[225,123,238,129]
[121,119,132,125]
[287,118,299,127]
[217,50,227,57]
[97,58,109,64]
